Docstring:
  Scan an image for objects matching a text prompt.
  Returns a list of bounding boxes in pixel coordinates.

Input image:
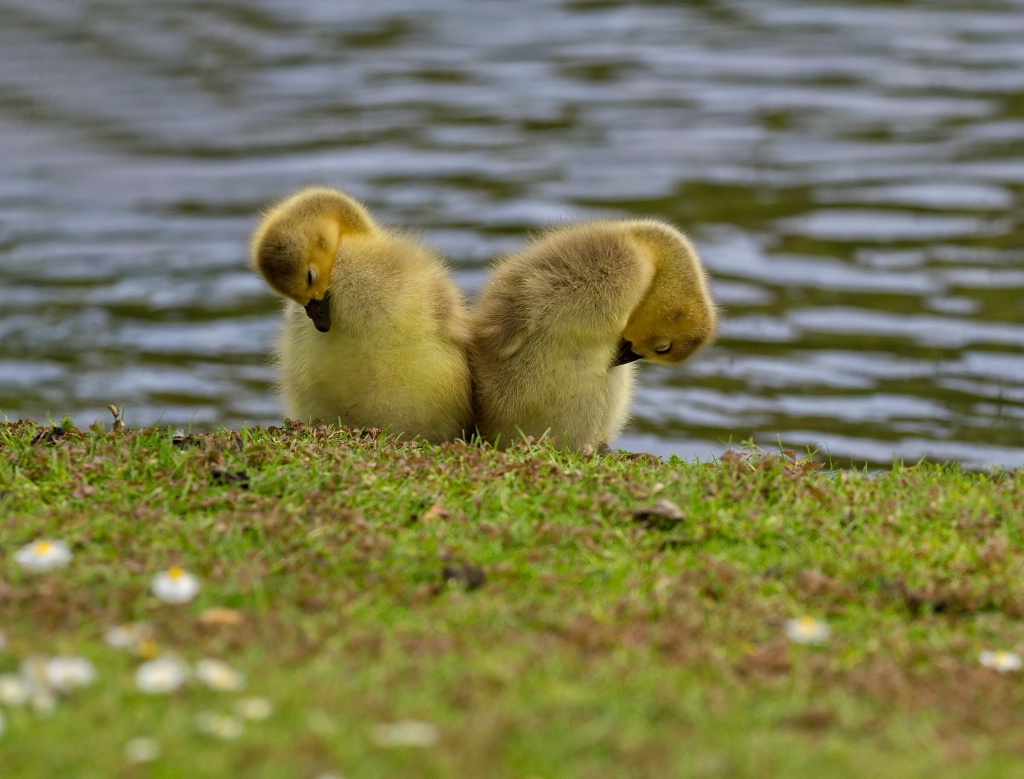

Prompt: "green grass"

[2,418,1024,778]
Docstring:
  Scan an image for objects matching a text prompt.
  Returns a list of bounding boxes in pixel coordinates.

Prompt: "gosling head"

[251,187,374,333]
[613,222,717,367]
[253,216,337,332]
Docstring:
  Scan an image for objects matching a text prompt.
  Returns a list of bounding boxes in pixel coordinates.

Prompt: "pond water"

[1,0,1022,468]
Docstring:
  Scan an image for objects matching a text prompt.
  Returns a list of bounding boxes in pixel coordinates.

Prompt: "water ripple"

[1,0,1022,467]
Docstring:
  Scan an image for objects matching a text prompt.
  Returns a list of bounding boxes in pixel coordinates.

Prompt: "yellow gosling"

[251,186,474,443]
[470,219,717,450]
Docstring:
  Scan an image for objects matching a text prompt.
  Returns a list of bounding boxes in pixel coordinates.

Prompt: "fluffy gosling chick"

[251,186,474,443]
[470,219,716,450]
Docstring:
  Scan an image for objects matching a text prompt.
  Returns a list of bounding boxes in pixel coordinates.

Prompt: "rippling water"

[1,0,1022,467]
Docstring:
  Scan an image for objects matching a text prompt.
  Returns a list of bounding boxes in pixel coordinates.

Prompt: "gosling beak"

[612,338,643,367]
[304,290,332,333]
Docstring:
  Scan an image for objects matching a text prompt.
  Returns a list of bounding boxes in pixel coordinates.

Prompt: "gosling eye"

[654,343,672,355]
[306,269,316,286]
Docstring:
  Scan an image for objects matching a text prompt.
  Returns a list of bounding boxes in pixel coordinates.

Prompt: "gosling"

[469,219,717,450]
[250,186,474,443]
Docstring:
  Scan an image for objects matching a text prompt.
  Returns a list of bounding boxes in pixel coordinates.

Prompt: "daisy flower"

[104,623,154,652]
[17,657,57,712]
[135,656,189,693]
[28,686,56,715]
[19,656,51,695]
[195,659,245,692]
[124,737,160,764]
[236,697,273,720]
[13,540,72,572]
[151,568,200,604]
[43,656,96,692]
[979,650,1022,673]
[784,616,831,645]
[0,674,29,706]
[370,720,440,748]
[195,711,243,740]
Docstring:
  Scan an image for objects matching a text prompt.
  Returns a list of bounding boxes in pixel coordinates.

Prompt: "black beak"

[304,290,332,333]
[612,338,643,367]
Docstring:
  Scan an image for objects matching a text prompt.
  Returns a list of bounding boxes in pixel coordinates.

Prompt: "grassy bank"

[1,418,1023,778]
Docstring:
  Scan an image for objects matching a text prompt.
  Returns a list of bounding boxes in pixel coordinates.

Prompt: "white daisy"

[979,650,1022,673]
[18,656,49,689]
[29,687,56,715]
[135,656,189,693]
[235,697,272,720]
[370,720,440,748]
[104,623,153,651]
[0,674,29,706]
[151,568,200,604]
[784,616,831,645]
[43,656,96,692]
[13,540,72,572]
[124,737,160,764]
[18,657,57,712]
[195,659,245,692]
[195,711,243,740]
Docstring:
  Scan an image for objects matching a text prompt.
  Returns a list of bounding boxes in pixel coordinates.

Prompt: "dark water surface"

[1,0,1023,467]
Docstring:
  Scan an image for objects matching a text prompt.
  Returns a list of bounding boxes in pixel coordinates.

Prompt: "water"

[1,0,1022,468]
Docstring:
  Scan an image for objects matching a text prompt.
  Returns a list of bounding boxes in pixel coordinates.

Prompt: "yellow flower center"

[797,617,817,630]
[35,541,52,554]
[138,639,160,659]
[168,567,184,580]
